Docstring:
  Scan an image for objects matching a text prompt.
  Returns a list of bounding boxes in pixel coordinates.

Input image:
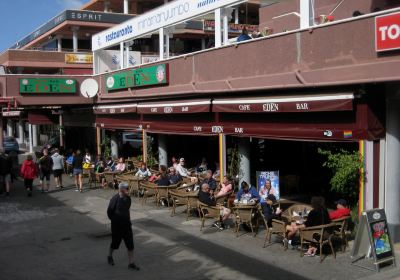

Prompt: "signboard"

[203,20,259,33]
[351,209,396,271]
[20,78,76,94]
[256,171,280,200]
[2,111,21,117]
[106,64,169,91]
[97,50,141,73]
[92,0,243,51]
[65,53,93,64]
[375,12,400,52]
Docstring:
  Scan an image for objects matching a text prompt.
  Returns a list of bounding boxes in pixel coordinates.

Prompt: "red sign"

[375,12,400,52]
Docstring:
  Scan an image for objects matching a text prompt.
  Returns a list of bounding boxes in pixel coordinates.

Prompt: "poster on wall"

[256,171,280,200]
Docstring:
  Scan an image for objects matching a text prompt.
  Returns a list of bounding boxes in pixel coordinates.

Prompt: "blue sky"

[0,0,90,53]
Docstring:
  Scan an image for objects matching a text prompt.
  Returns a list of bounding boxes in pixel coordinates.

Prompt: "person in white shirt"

[135,162,152,178]
[51,149,64,188]
[176,158,197,183]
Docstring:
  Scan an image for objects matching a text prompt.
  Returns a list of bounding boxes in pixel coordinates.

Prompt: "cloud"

[57,0,85,9]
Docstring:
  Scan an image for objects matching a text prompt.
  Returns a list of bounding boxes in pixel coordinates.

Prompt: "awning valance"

[137,99,211,114]
[94,103,137,114]
[28,111,55,125]
[212,93,354,113]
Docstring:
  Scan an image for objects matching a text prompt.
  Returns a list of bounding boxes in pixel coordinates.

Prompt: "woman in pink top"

[215,176,232,198]
[115,157,126,172]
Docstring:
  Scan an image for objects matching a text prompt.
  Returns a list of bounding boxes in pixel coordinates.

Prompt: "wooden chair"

[103,171,117,189]
[233,204,259,237]
[300,223,337,262]
[140,181,158,206]
[257,204,288,248]
[83,168,97,189]
[198,201,221,231]
[282,204,313,222]
[128,177,142,197]
[156,183,179,208]
[331,216,351,252]
[169,190,188,217]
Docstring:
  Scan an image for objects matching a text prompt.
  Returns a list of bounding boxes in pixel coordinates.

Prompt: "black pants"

[110,223,134,251]
[24,179,33,190]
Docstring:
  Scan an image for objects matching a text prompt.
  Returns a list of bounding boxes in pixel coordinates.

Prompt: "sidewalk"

[0,176,399,280]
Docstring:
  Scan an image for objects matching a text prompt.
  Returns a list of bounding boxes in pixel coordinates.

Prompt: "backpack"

[24,162,36,179]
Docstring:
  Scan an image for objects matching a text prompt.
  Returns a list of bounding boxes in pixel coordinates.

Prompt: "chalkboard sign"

[351,208,396,272]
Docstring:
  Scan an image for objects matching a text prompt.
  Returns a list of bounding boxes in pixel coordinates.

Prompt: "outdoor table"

[233,202,259,237]
[169,189,199,219]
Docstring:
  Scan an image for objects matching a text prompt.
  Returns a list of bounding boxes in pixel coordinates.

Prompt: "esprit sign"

[375,12,400,52]
[93,0,243,51]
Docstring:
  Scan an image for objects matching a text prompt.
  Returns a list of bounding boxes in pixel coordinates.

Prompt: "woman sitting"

[155,165,170,186]
[214,175,232,199]
[135,162,152,178]
[114,157,126,173]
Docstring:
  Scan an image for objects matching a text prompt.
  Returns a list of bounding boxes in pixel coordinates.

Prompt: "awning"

[27,111,55,125]
[137,99,211,114]
[212,93,354,113]
[94,103,137,114]
[95,115,141,130]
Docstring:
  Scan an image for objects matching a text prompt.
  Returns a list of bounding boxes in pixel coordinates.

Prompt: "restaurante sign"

[20,78,76,93]
[106,64,169,91]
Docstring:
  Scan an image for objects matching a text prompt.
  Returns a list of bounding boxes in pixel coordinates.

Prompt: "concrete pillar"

[18,120,24,144]
[385,89,400,242]
[96,126,101,158]
[72,27,79,52]
[222,9,229,46]
[111,132,118,158]
[238,137,250,187]
[159,28,164,60]
[32,125,38,147]
[300,0,313,28]
[120,42,124,69]
[28,124,33,153]
[124,0,129,14]
[59,114,64,148]
[379,138,386,208]
[104,1,110,12]
[214,8,222,48]
[57,35,62,52]
[364,140,374,210]
[7,119,13,137]
[142,129,148,163]
[158,134,167,167]
[234,7,239,24]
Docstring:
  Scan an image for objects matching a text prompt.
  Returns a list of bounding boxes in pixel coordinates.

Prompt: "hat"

[118,182,129,190]
[266,194,277,203]
[335,199,347,207]
[179,158,185,162]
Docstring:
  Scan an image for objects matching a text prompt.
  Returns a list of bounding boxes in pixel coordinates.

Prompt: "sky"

[0,0,90,53]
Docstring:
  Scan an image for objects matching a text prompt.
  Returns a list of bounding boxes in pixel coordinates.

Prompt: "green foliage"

[102,134,111,158]
[146,135,158,168]
[227,145,241,178]
[318,148,364,205]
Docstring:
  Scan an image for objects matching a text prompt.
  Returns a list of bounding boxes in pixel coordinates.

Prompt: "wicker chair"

[156,183,179,208]
[198,201,221,231]
[257,204,288,248]
[300,223,337,262]
[128,177,142,197]
[233,204,259,237]
[282,204,313,222]
[82,168,97,189]
[103,171,117,189]
[140,181,158,206]
[331,216,351,252]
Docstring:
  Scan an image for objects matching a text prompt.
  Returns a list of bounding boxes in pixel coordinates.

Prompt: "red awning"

[212,93,354,113]
[94,103,137,114]
[95,115,141,130]
[137,99,211,114]
[28,111,55,125]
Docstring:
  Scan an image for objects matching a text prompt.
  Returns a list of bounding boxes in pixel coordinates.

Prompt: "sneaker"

[212,221,220,228]
[75,189,79,192]
[107,256,115,266]
[128,263,140,271]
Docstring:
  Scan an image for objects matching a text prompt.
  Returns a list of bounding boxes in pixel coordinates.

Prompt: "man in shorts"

[107,182,140,271]
[38,149,53,193]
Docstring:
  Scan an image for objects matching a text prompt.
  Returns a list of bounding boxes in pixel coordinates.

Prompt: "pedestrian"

[38,149,53,193]
[107,182,140,271]
[72,150,84,192]
[0,150,12,198]
[51,148,64,189]
[20,155,38,197]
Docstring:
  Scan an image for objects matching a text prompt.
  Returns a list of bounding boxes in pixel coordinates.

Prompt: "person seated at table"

[83,150,92,169]
[212,162,220,180]
[196,157,208,173]
[202,170,217,192]
[105,157,116,172]
[261,194,282,227]
[176,158,197,183]
[114,157,126,173]
[156,165,170,186]
[170,156,179,169]
[95,160,107,188]
[235,181,259,203]
[259,179,278,202]
[286,196,331,255]
[168,167,182,185]
[198,183,231,230]
[329,199,351,220]
[214,175,232,199]
[135,162,152,178]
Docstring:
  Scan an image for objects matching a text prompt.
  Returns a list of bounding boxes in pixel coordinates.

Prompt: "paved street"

[0,177,399,280]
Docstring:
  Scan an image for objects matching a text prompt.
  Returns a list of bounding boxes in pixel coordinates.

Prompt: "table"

[233,203,259,237]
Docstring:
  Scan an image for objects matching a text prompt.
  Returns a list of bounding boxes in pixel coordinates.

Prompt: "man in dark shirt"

[168,167,182,185]
[39,149,53,193]
[202,170,217,192]
[107,182,140,271]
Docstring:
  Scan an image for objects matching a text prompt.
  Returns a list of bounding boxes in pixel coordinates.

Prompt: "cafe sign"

[106,64,169,91]
[20,78,76,93]
[65,53,93,64]
[375,11,400,52]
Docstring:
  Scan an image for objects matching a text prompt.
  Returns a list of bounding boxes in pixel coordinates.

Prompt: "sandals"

[304,252,316,257]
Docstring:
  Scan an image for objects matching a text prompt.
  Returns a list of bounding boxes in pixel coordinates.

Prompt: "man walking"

[38,149,53,193]
[51,149,64,189]
[0,150,12,198]
[107,182,140,271]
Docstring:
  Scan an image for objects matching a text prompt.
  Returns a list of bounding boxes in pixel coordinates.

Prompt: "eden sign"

[106,64,169,91]
[20,78,76,93]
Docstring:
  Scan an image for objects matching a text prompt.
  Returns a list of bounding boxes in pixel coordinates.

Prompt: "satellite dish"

[80,78,99,98]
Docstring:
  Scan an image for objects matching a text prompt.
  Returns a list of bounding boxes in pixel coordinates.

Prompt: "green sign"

[106,64,169,91]
[20,78,76,93]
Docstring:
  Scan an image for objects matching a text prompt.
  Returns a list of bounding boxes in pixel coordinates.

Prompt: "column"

[300,0,313,28]
[165,32,170,59]
[238,137,250,187]
[142,129,148,163]
[59,114,64,148]
[158,134,167,167]
[96,126,101,158]
[120,42,124,69]
[159,28,164,60]
[7,119,13,137]
[385,88,400,242]
[93,51,98,74]
[219,134,226,182]
[0,115,3,151]
[18,120,24,144]
[363,140,375,211]
[57,35,62,52]
[125,43,130,67]
[104,1,110,12]
[214,8,222,48]
[234,7,239,24]
[28,124,33,153]
[32,125,38,148]
[72,26,79,53]
[124,0,129,14]
[111,132,118,158]
[222,9,229,46]
[201,38,206,50]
